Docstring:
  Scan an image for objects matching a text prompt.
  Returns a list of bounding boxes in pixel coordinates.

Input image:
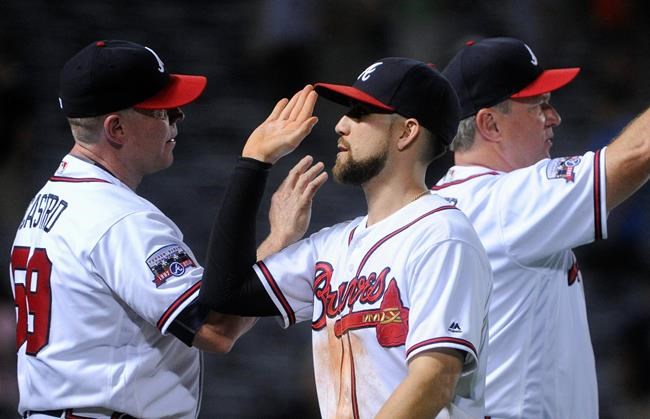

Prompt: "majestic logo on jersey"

[442,196,458,206]
[146,244,196,287]
[357,62,383,81]
[546,156,582,182]
[312,262,410,347]
[448,322,462,333]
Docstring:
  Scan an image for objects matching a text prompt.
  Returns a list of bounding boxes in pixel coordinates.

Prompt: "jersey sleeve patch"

[545,156,582,182]
[146,244,197,287]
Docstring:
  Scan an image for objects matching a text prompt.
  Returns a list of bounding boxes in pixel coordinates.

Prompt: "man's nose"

[335,115,351,136]
[545,105,561,127]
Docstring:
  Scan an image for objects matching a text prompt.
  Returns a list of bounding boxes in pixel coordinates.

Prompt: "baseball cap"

[442,37,580,119]
[314,57,461,145]
[59,40,207,118]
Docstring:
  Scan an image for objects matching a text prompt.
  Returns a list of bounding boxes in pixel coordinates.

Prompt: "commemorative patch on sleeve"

[546,156,582,182]
[146,244,197,287]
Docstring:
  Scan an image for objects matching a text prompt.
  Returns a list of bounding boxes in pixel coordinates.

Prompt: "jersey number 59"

[10,246,52,356]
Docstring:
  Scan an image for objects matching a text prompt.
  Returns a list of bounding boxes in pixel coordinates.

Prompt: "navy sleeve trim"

[168,301,209,346]
[593,149,603,240]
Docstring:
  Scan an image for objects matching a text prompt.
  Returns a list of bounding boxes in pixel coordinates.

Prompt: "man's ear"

[396,118,421,151]
[103,114,126,148]
[475,108,502,143]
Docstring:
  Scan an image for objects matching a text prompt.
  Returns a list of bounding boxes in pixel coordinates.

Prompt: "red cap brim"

[314,83,395,111]
[136,74,207,109]
[511,68,580,98]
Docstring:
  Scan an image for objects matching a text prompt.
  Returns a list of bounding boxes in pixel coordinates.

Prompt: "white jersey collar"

[353,191,446,236]
[53,154,129,189]
[437,165,503,185]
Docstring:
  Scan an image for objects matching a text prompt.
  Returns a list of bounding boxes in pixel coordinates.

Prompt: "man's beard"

[333,148,388,185]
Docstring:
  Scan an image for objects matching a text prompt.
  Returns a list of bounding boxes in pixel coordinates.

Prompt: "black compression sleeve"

[169,301,208,346]
[198,157,280,316]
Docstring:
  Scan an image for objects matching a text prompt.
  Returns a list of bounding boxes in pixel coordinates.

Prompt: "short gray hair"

[449,100,512,152]
[67,115,106,144]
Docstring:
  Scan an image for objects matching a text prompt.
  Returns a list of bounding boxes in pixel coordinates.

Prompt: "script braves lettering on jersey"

[312,263,410,348]
[312,262,387,328]
[254,193,492,418]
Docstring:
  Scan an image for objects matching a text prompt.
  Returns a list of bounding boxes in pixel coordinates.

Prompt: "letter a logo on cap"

[358,62,383,81]
[145,46,165,73]
[524,44,538,66]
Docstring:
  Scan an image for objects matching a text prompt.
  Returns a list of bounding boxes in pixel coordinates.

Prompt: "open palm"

[243,85,319,164]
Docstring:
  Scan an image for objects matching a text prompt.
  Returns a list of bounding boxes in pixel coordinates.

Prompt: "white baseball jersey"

[434,148,608,419]
[254,193,492,419]
[10,155,203,418]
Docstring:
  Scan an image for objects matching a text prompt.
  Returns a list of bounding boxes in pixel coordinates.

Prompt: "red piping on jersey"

[347,226,357,246]
[348,333,360,419]
[339,206,458,417]
[156,281,201,330]
[593,149,603,240]
[355,205,458,277]
[65,409,91,419]
[568,257,580,286]
[49,176,111,183]
[257,261,296,325]
[430,171,499,190]
[406,336,477,359]
[60,409,132,418]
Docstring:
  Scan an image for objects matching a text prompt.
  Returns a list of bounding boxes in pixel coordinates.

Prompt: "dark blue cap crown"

[59,40,207,118]
[315,57,461,145]
[443,37,580,119]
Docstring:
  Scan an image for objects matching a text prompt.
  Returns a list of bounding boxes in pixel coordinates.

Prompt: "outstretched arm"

[604,106,650,211]
[193,156,326,353]
[192,86,326,352]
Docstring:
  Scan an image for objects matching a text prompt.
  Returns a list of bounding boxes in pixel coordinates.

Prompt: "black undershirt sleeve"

[198,157,280,316]
[169,157,280,346]
[170,157,280,346]
[168,301,208,346]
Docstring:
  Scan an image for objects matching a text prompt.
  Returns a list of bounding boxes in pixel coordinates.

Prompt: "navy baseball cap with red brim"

[510,68,580,98]
[313,83,395,112]
[442,37,580,118]
[134,74,207,110]
[315,57,461,145]
[59,40,207,117]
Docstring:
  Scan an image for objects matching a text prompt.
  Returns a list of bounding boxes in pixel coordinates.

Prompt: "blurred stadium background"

[1,0,649,417]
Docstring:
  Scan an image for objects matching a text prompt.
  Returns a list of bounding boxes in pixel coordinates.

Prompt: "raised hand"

[243,85,319,164]
[257,155,328,259]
